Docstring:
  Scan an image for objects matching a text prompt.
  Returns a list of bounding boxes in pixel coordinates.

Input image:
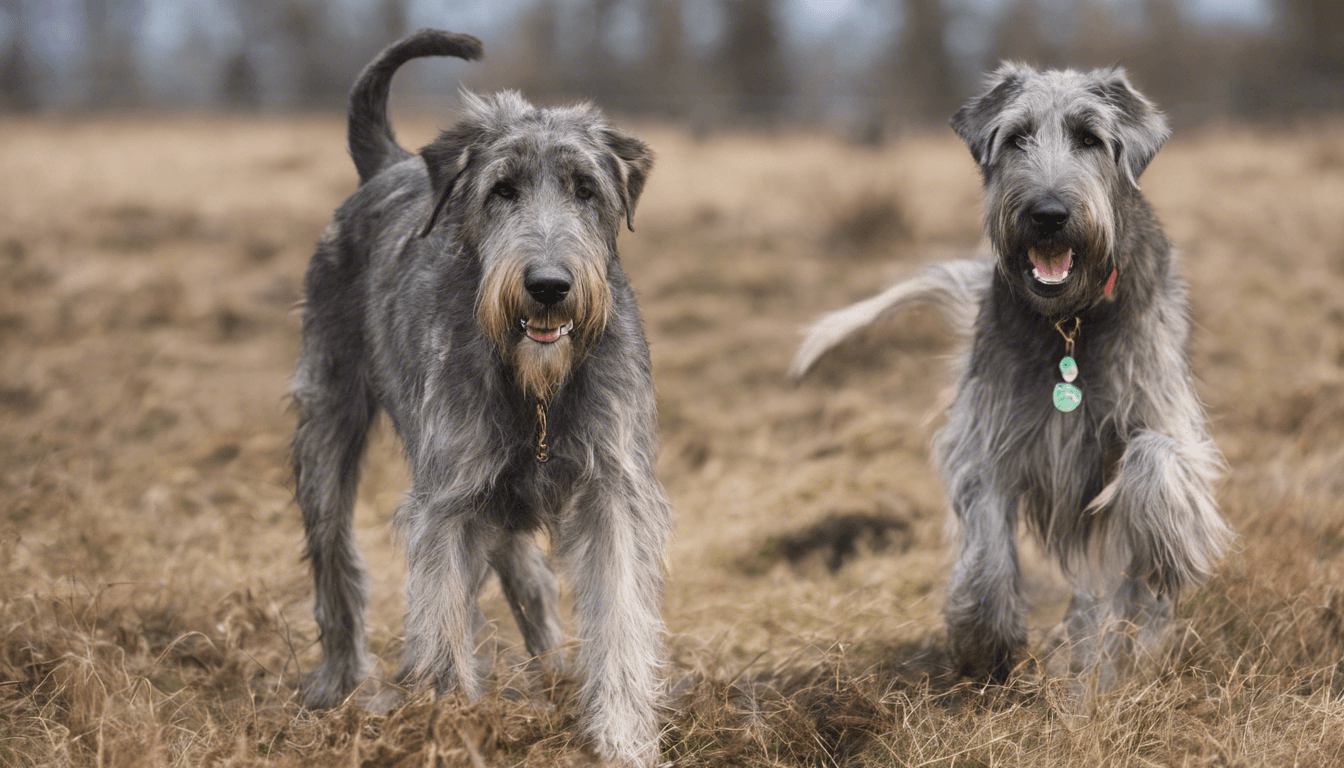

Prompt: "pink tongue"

[1030,247,1073,278]
[527,327,561,342]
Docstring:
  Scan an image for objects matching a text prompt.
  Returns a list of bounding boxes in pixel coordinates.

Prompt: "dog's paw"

[583,704,661,767]
[586,735,660,768]
[300,658,370,709]
[950,632,1022,684]
[300,672,349,710]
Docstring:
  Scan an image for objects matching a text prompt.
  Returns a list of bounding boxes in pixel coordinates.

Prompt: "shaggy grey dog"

[792,63,1232,687]
[290,30,672,765]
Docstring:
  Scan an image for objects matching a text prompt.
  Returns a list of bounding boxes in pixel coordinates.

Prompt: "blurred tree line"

[0,0,1340,130]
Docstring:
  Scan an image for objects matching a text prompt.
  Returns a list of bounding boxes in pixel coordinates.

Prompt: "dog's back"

[297,29,485,414]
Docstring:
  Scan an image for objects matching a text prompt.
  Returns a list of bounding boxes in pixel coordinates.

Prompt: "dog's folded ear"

[600,128,654,232]
[951,62,1029,169]
[418,127,477,237]
[1088,68,1170,190]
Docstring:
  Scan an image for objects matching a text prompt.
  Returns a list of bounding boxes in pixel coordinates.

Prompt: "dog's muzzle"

[1023,197,1076,291]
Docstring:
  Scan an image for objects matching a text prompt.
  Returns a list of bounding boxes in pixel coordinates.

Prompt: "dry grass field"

[3,113,1344,766]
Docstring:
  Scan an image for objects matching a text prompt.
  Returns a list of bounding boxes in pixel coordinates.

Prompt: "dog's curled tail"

[789,259,992,380]
[348,29,483,184]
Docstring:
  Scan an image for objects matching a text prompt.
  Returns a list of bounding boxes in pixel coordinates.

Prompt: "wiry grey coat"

[290,30,672,766]
[793,63,1232,686]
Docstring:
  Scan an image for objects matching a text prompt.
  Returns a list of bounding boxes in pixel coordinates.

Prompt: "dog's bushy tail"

[789,259,992,380]
[348,29,483,184]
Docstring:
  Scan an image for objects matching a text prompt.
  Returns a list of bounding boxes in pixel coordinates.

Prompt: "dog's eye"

[1078,132,1101,148]
[575,183,594,201]
[491,181,516,200]
[1008,132,1028,150]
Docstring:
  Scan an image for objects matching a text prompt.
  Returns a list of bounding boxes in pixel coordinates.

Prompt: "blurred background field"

[4,1,1344,766]
[3,0,1343,125]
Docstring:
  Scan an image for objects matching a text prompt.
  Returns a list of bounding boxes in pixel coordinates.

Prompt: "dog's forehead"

[454,92,611,170]
[485,119,608,175]
[999,68,1124,129]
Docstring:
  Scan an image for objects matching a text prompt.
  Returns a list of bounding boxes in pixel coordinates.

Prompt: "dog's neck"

[986,270,1131,362]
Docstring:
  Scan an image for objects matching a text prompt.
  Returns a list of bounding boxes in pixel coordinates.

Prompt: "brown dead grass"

[3,114,1344,766]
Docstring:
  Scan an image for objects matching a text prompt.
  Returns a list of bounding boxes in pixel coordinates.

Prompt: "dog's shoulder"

[324,156,438,261]
[340,154,434,217]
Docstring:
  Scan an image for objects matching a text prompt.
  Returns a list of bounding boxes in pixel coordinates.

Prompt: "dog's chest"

[478,396,591,530]
[964,312,1124,495]
[487,453,581,530]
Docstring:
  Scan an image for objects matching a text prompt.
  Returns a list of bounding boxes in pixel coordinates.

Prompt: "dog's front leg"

[1059,428,1231,684]
[561,475,671,767]
[1059,567,1173,692]
[1087,429,1230,601]
[398,506,497,700]
[943,476,1027,682]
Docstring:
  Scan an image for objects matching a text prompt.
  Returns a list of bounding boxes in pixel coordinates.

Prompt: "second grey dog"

[792,64,1232,686]
[290,30,672,766]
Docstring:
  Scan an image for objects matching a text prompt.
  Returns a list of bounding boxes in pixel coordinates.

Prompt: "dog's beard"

[510,333,574,402]
[476,253,613,401]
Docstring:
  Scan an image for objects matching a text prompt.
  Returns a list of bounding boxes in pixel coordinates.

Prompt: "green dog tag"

[1059,356,1078,382]
[1053,382,1083,412]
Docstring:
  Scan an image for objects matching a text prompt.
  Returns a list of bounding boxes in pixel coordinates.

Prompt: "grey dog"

[792,63,1232,687]
[290,30,672,765]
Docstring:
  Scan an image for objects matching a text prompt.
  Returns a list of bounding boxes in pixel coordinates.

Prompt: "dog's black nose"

[525,270,571,306]
[1030,198,1069,233]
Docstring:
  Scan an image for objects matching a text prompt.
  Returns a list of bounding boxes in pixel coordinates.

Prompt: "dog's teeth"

[1032,267,1069,285]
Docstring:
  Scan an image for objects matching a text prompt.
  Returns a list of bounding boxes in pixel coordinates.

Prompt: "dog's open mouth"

[1028,245,1074,285]
[519,318,574,344]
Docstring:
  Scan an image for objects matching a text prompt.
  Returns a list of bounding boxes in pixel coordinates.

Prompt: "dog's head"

[952,63,1169,315]
[419,91,653,401]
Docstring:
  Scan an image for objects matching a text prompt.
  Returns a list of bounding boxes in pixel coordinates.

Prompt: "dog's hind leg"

[942,477,1028,682]
[292,352,378,709]
[491,532,564,669]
